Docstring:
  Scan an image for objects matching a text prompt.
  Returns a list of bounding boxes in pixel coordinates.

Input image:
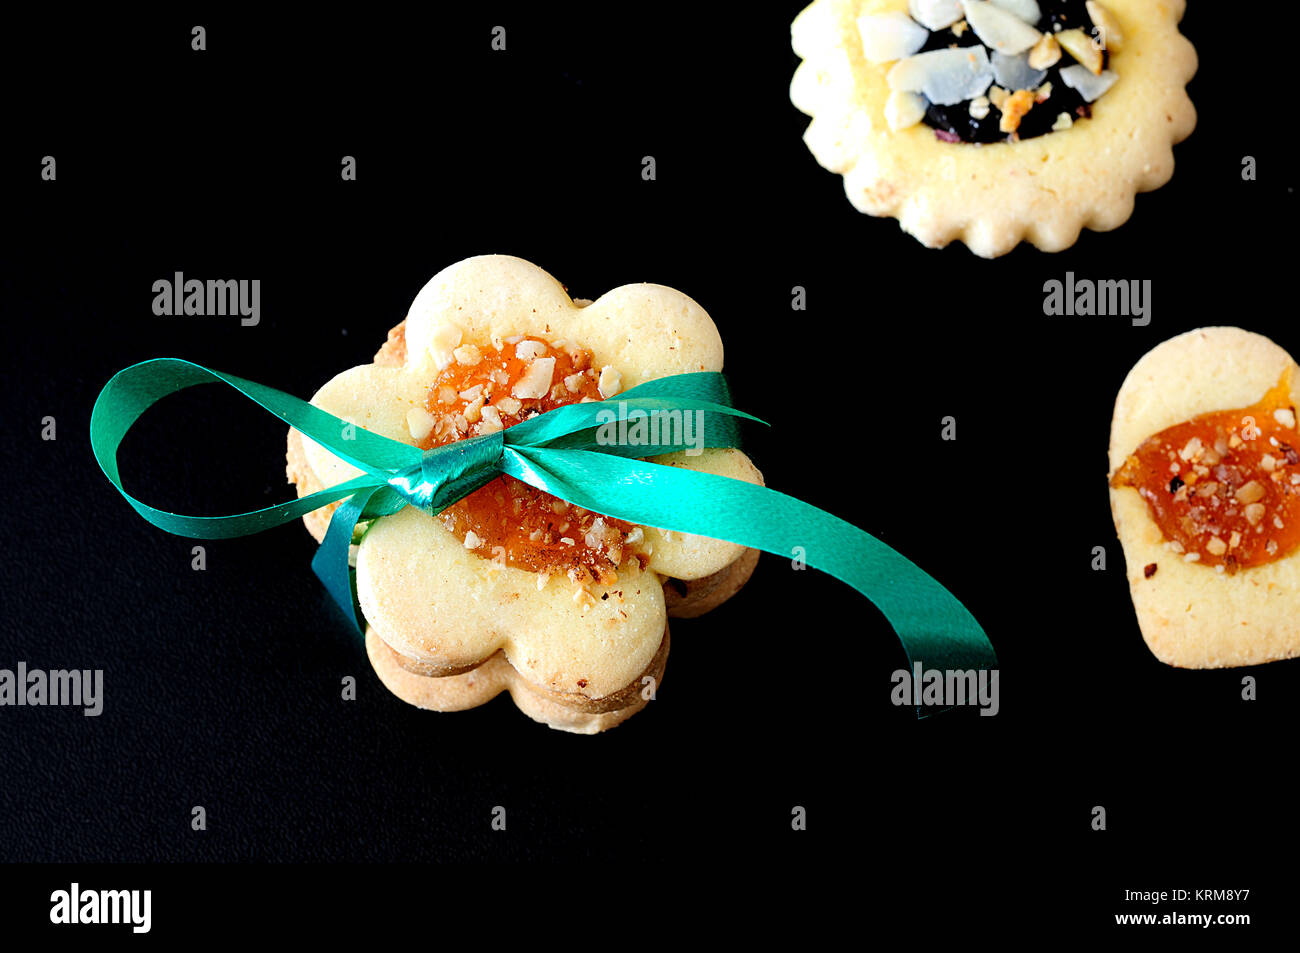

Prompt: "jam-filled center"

[1111,374,1300,573]
[876,0,1121,143]
[410,335,643,584]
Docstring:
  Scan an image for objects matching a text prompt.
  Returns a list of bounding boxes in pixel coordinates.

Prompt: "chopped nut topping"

[513,356,556,400]
[420,335,650,584]
[988,85,1009,110]
[406,406,438,441]
[1051,112,1073,131]
[428,324,463,370]
[1245,503,1266,526]
[1275,407,1297,429]
[598,365,623,399]
[515,339,548,360]
[453,344,482,366]
[1235,481,1265,505]
[478,404,503,433]
[969,95,990,120]
[998,89,1036,134]
[1178,437,1204,462]
[1206,537,1227,557]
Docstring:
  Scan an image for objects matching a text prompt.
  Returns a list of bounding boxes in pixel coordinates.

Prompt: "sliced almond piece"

[1059,64,1117,101]
[908,0,963,31]
[990,0,1040,23]
[961,0,1041,55]
[885,89,928,131]
[857,11,929,64]
[1026,33,1061,70]
[991,51,1046,91]
[1057,28,1103,75]
[888,46,993,106]
[1085,1,1123,53]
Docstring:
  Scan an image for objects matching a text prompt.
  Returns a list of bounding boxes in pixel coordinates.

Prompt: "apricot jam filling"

[405,335,644,584]
[1111,372,1300,573]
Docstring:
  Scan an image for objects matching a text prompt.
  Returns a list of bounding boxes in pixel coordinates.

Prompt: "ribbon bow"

[91,358,997,706]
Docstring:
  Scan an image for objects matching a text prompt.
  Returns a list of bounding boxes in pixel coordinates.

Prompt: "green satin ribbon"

[91,358,997,698]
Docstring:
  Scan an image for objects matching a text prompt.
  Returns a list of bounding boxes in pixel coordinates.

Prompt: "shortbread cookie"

[1108,328,1300,668]
[287,255,763,730]
[791,0,1197,257]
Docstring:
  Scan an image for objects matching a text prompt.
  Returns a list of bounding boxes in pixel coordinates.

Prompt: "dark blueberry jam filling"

[919,0,1107,144]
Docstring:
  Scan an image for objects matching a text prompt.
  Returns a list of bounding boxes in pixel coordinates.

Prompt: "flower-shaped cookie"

[285,255,763,732]
[790,0,1197,257]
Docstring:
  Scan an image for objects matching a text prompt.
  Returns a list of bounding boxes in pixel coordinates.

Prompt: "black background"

[0,2,1293,938]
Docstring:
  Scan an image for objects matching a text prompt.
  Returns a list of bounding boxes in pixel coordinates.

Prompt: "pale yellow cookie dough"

[1109,328,1300,668]
[791,0,1197,257]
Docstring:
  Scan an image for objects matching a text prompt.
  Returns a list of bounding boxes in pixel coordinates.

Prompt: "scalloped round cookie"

[791,0,1197,257]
